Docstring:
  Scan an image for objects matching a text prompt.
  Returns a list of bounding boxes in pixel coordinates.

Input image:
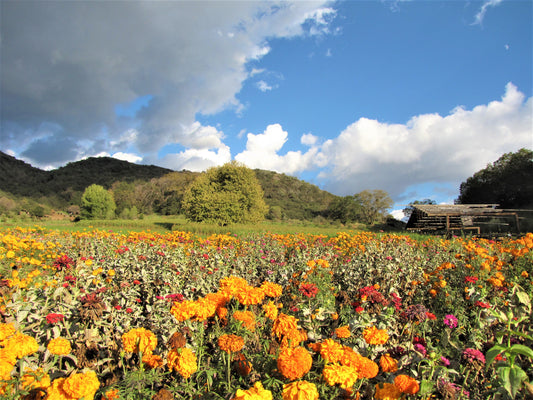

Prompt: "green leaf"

[419,380,434,396]
[515,289,531,308]
[509,329,533,341]
[498,366,513,398]
[509,365,528,398]
[509,344,533,360]
[486,344,507,368]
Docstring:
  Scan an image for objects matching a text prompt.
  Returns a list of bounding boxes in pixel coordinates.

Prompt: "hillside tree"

[80,184,116,219]
[182,161,268,225]
[457,148,533,208]
[328,195,362,224]
[354,189,393,225]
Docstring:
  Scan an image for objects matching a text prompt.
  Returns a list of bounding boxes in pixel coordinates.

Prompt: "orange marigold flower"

[261,281,283,297]
[218,334,244,354]
[0,323,16,343]
[263,301,279,320]
[142,353,164,369]
[362,326,389,345]
[217,306,228,321]
[374,382,402,400]
[280,328,307,348]
[20,367,50,391]
[233,310,256,331]
[334,325,351,339]
[170,300,197,322]
[103,389,120,400]
[62,370,100,400]
[277,346,312,381]
[219,276,249,298]
[122,327,157,355]
[0,348,16,381]
[193,296,218,321]
[379,354,398,373]
[3,332,39,359]
[233,381,273,400]
[282,380,319,400]
[319,338,344,363]
[47,337,71,356]
[167,347,197,378]
[235,285,265,306]
[394,374,420,394]
[273,313,299,340]
[358,356,379,379]
[322,364,359,389]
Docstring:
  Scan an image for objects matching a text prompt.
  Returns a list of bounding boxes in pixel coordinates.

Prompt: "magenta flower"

[463,348,485,365]
[443,314,458,329]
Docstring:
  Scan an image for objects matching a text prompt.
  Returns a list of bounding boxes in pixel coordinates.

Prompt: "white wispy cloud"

[257,80,273,92]
[472,0,504,25]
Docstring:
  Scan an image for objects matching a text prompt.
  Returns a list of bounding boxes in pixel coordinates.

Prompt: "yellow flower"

[2,331,39,359]
[167,347,197,378]
[277,346,312,381]
[322,363,359,389]
[48,337,72,356]
[282,380,319,400]
[62,370,100,400]
[374,382,402,400]
[218,334,244,354]
[21,367,51,391]
[262,301,279,320]
[0,323,16,342]
[122,327,157,355]
[233,381,273,400]
[362,326,389,345]
[0,348,16,381]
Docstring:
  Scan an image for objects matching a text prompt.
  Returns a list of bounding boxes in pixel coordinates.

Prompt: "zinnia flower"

[122,327,157,355]
[233,381,273,400]
[362,326,389,345]
[443,314,458,329]
[167,347,197,378]
[299,283,319,298]
[218,334,244,354]
[277,346,312,380]
[379,354,398,373]
[48,337,71,356]
[394,374,420,394]
[282,380,319,400]
[374,382,402,400]
[462,348,485,368]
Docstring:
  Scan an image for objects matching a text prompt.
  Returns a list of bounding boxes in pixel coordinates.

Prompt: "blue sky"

[1,0,532,218]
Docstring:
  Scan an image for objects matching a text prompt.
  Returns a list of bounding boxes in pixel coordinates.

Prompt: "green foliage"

[354,189,393,224]
[327,195,362,224]
[457,148,533,208]
[182,162,268,225]
[80,184,116,219]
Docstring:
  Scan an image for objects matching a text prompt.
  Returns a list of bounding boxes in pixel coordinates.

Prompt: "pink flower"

[46,313,65,324]
[463,348,485,365]
[443,314,458,329]
[440,356,450,366]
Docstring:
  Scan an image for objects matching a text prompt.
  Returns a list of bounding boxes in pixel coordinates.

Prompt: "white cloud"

[257,80,273,92]
[159,146,231,172]
[301,133,318,146]
[235,124,319,174]
[1,1,334,168]
[472,0,504,26]
[111,152,143,164]
[318,83,532,199]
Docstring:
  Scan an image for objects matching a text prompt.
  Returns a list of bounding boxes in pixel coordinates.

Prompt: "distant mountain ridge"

[0,152,336,220]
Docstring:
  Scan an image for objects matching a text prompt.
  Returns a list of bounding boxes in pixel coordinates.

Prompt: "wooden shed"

[405,204,521,235]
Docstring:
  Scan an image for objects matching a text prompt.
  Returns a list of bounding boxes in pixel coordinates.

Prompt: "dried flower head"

[79,293,106,322]
[404,304,428,323]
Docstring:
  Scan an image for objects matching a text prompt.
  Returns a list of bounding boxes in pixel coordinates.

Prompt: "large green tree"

[457,148,533,208]
[80,184,116,219]
[327,195,362,224]
[354,189,393,225]
[182,161,268,225]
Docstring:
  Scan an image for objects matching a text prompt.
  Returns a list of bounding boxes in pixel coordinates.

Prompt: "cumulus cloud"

[235,124,320,174]
[1,1,334,169]
[317,83,532,200]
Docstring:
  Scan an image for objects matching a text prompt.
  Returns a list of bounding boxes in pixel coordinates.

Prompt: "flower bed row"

[0,227,532,399]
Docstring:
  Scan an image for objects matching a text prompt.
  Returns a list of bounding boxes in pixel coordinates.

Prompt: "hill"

[0,152,337,221]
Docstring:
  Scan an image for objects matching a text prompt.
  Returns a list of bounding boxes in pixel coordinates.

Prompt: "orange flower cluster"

[167,347,197,378]
[362,326,389,345]
[47,370,100,400]
[121,327,157,355]
[47,337,72,356]
[218,334,245,354]
[334,325,351,339]
[233,310,256,331]
[277,346,313,380]
[262,300,280,320]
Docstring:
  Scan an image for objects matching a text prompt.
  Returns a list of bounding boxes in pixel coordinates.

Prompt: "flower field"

[0,226,532,399]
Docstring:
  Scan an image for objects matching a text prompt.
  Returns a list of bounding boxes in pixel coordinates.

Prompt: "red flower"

[114,305,122,310]
[46,313,65,324]
[133,280,141,285]
[465,276,478,284]
[475,301,491,309]
[355,306,364,313]
[426,312,437,320]
[299,283,319,298]
[126,308,133,313]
